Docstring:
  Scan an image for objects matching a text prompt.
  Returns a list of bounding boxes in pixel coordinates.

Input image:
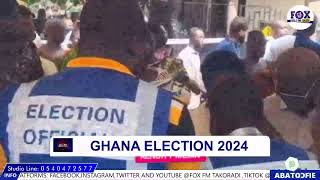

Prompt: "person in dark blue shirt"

[294,16,320,56]
[201,50,246,91]
[210,16,248,58]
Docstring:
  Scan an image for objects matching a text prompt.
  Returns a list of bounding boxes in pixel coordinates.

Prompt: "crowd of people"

[0,0,320,170]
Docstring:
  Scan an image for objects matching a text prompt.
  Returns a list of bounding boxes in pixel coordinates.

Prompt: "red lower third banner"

[135,156,207,163]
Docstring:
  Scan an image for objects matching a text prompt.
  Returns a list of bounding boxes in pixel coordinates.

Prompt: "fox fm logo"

[287,5,314,30]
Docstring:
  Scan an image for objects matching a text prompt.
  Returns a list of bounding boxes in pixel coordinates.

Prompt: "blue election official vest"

[0,57,176,170]
[205,140,319,170]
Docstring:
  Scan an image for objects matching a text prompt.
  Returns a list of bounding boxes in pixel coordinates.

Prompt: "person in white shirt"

[263,34,295,65]
[178,27,206,110]
[178,27,209,135]
[262,17,320,66]
[61,17,74,49]
[33,31,43,48]
[260,21,290,67]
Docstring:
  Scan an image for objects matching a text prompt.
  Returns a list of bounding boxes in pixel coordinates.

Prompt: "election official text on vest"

[24,104,125,145]
[27,104,125,123]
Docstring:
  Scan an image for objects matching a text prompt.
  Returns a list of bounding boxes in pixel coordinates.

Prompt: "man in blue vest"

[0,0,196,170]
[204,75,318,169]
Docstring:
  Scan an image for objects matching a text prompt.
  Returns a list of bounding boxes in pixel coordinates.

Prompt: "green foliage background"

[27,0,83,7]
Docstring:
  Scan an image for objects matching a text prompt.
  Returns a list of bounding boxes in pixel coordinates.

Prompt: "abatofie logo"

[287,5,314,30]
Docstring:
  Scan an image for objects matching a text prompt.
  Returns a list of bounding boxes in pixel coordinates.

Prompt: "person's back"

[214,38,241,55]
[267,33,320,63]
[0,58,174,169]
[261,20,290,63]
[0,0,195,170]
[266,34,296,63]
[201,50,246,90]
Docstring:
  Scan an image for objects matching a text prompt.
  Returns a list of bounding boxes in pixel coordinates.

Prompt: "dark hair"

[229,16,248,34]
[35,9,46,34]
[0,17,44,90]
[70,12,79,23]
[246,30,266,58]
[79,0,152,60]
[208,75,264,135]
[18,5,34,19]
[149,24,168,49]
[37,8,46,19]
[201,50,246,90]
[297,15,317,37]
[247,30,265,46]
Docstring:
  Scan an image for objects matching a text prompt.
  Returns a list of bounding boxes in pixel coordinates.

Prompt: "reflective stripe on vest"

[126,80,158,170]
[7,80,158,170]
[8,81,38,163]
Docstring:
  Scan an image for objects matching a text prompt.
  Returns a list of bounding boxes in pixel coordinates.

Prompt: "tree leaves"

[27,0,40,5]
[27,0,83,7]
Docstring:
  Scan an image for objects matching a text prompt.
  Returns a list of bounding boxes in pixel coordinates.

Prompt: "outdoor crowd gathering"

[1,0,320,170]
